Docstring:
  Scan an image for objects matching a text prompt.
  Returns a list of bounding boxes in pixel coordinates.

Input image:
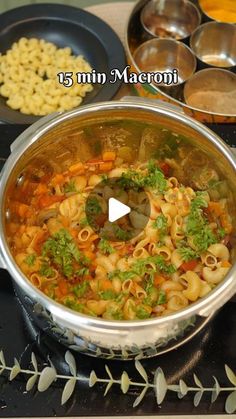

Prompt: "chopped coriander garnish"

[76,267,89,277]
[153,214,168,240]
[218,228,226,240]
[145,160,167,192]
[178,246,198,262]
[73,281,89,297]
[105,305,123,320]
[80,217,89,227]
[118,169,143,191]
[86,196,102,215]
[131,255,176,276]
[64,180,77,193]
[99,290,116,300]
[113,225,131,241]
[109,255,175,282]
[136,306,150,319]
[191,192,208,211]
[157,290,167,305]
[153,214,168,231]
[145,276,154,293]
[98,238,114,255]
[42,229,89,279]
[24,253,36,266]
[118,159,167,193]
[143,285,159,307]
[39,261,55,278]
[108,270,135,281]
[185,192,217,253]
[64,299,85,313]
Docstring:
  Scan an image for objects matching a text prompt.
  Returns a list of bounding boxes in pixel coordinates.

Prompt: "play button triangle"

[108,197,131,223]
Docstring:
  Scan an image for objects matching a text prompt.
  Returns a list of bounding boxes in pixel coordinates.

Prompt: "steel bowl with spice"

[125,0,236,124]
[0,99,235,360]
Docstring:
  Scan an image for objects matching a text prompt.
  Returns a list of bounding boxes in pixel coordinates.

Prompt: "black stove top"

[0,123,236,417]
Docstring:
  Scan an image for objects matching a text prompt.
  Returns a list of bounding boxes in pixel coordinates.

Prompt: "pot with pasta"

[0,100,235,360]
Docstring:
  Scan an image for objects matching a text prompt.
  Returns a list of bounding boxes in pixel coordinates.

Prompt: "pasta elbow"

[181,271,202,302]
[208,243,230,262]
[202,266,230,284]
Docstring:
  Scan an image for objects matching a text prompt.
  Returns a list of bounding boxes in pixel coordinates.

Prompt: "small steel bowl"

[140,0,201,41]
[190,22,236,68]
[198,0,236,24]
[184,68,236,115]
[133,38,197,86]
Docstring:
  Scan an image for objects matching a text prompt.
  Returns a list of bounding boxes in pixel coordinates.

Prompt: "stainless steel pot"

[0,99,236,360]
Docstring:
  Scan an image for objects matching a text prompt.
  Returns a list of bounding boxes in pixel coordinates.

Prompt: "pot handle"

[120,96,185,114]
[10,112,60,153]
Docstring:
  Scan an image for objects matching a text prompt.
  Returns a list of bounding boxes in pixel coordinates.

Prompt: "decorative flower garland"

[1,349,236,414]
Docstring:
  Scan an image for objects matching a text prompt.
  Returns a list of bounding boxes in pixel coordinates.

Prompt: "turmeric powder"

[199,0,236,23]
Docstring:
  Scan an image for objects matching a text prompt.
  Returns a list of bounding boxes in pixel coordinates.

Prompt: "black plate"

[0,3,126,124]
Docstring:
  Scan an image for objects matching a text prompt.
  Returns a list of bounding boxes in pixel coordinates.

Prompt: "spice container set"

[125,0,236,123]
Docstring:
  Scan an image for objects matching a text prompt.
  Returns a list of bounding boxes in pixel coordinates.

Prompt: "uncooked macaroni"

[0,37,93,115]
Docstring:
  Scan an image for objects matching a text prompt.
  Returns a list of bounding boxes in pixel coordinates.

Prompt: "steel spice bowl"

[0,100,236,360]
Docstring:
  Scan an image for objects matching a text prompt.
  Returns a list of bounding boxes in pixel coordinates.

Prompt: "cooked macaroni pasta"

[6,138,233,320]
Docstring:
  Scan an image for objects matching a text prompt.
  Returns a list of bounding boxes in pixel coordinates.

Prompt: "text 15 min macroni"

[57,65,179,86]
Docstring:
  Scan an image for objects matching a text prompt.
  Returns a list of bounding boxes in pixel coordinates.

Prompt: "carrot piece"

[68,162,85,175]
[99,161,113,172]
[102,151,116,161]
[33,231,48,254]
[18,203,31,218]
[58,280,68,296]
[154,275,165,286]
[83,250,96,260]
[34,183,49,196]
[37,194,65,209]
[88,234,99,242]
[220,213,233,234]
[221,260,232,268]
[99,279,113,291]
[159,162,170,177]
[208,202,224,217]
[55,287,63,299]
[51,174,65,186]
[87,158,104,165]
[78,235,99,249]
[181,260,198,272]
[60,216,70,229]
[69,228,78,239]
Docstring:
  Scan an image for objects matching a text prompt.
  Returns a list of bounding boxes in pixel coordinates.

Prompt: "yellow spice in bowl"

[199,0,236,23]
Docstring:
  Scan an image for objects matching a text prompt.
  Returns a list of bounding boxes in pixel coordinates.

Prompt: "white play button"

[108,197,131,223]
[86,176,150,241]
